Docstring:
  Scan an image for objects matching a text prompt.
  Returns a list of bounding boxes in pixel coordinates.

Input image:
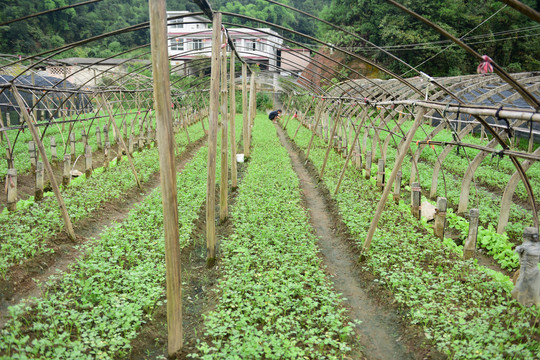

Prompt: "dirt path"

[275,124,418,360]
[0,138,205,328]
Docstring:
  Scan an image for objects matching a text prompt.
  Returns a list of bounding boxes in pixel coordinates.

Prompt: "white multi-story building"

[167,11,283,75]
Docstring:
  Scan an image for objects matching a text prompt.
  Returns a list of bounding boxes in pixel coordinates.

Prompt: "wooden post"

[149,0,183,355]
[220,32,228,222]
[464,209,479,260]
[96,126,102,150]
[50,136,57,163]
[411,182,421,219]
[100,96,142,190]
[393,170,402,203]
[363,108,425,253]
[433,197,447,239]
[242,63,249,158]
[35,161,44,201]
[11,84,76,240]
[28,140,37,169]
[81,129,88,146]
[376,158,385,189]
[230,50,237,189]
[365,151,372,179]
[6,168,17,211]
[85,145,92,178]
[528,132,534,153]
[128,134,134,154]
[104,141,110,168]
[70,132,76,161]
[63,154,71,186]
[247,73,256,152]
[207,13,222,265]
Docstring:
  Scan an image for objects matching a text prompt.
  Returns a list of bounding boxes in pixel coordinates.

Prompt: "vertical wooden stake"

[11,84,75,240]
[104,141,110,168]
[393,170,402,203]
[365,151,372,179]
[220,32,229,222]
[7,168,17,211]
[81,129,88,146]
[242,63,249,158]
[35,161,44,201]
[230,51,238,189]
[376,158,385,189]
[128,134,134,154]
[363,107,425,253]
[85,145,92,178]
[247,73,256,154]
[28,141,37,170]
[96,126,102,150]
[464,208,479,260]
[50,136,57,163]
[63,154,71,186]
[411,182,421,219]
[207,12,222,265]
[149,0,183,355]
[69,132,76,161]
[433,197,447,239]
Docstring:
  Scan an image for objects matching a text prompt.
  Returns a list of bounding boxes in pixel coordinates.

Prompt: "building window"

[171,38,184,51]
[170,18,183,28]
[247,39,264,52]
[192,39,203,50]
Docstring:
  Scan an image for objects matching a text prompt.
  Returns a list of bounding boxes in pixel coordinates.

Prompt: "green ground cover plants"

[0,120,205,278]
[193,116,354,359]
[0,143,212,359]
[286,118,540,359]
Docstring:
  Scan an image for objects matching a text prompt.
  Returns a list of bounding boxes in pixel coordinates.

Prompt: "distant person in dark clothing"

[269,109,282,122]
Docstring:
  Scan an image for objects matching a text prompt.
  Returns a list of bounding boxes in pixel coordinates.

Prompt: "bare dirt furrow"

[275,123,418,360]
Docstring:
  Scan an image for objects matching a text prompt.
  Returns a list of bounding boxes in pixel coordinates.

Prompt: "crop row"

[0,143,213,359]
[0,120,205,278]
[192,116,354,358]
[0,109,156,178]
[286,119,540,359]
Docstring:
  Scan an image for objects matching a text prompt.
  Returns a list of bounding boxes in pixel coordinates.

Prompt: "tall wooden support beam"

[11,84,76,240]
[363,108,425,254]
[6,168,17,211]
[220,32,229,222]
[242,63,249,158]
[148,0,183,355]
[247,73,256,152]
[35,161,44,201]
[229,51,238,189]
[207,13,222,265]
[365,151,372,179]
[376,159,385,189]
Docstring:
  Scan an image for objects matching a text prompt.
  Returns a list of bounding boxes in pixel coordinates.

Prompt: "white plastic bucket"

[236,154,244,163]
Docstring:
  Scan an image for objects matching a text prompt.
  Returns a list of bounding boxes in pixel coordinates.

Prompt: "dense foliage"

[319,0,540,76]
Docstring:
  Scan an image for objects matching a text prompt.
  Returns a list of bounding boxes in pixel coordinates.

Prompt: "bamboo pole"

[242,62,248,158]
[363,107,425,254]
[220,32,228,222]
[230,50,238,189]
[100,96,143,190]
[11,84,76,240]
[149,0,183,355]
[207,13,222,265]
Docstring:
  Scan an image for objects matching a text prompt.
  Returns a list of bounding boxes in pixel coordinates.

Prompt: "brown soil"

[276,124,445,360]
[0,138,205,328]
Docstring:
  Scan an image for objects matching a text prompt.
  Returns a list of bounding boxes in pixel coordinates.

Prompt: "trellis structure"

[0,0,539,355]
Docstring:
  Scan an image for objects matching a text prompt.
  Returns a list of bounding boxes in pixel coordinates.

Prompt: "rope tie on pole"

[496,105,512,139]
